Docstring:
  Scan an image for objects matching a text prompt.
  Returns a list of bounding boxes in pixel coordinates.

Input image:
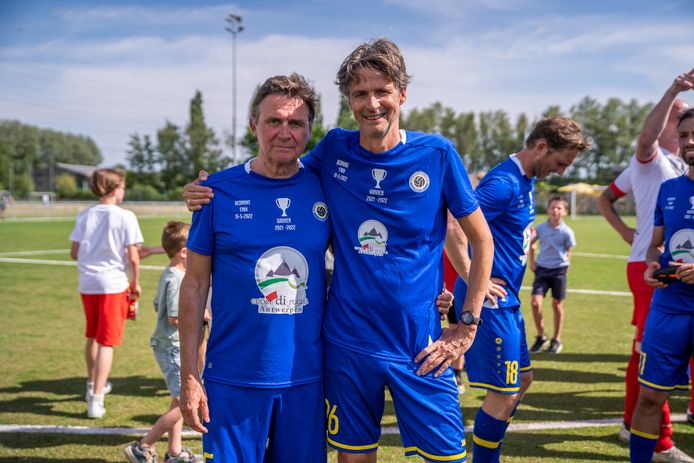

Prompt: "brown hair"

[547,195,569,210]
[335,38,411,96]
[249,73,318,126]
[89,169,125,198]
[525,117,592,152]
[161,221,190,258]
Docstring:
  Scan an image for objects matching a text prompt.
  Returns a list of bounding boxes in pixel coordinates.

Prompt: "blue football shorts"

[464,306,532,394]
[638,306,693,392]
[202,379,326,463]
[324,341,468,462]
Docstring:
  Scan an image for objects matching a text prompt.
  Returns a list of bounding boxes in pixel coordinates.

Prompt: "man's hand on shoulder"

[183,170,213,212]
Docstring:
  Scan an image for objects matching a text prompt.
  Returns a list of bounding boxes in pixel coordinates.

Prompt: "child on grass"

[124,221,196,463]
[528,196,576,354]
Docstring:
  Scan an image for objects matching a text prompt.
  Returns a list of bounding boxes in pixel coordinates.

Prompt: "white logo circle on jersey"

[312,202,329,221]
[356,219,388,256]
[409,171,430,193]
[253,246,309,314]
[669,229,694,263]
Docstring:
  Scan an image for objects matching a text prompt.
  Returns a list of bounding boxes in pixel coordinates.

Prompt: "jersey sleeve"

[442,144,479,218]
[475,175,516,222]
[566,226,577,248]
[124,211,144,246]
[653,184,665,227]
[611,165,632,197]
[165,273,181,318]
[69,213,84,242]
[301,132,331,176]
[187,194,215,256]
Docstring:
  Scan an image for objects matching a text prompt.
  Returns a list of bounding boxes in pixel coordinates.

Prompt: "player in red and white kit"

[599,69,694,463]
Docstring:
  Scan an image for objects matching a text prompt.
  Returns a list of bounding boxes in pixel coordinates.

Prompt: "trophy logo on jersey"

[276,197,291,217]
[689,195,694,211]
[252,246,309,314]
[372,169,387,189]
[409,171,430,193]
[669,229,694,263]
[355,219,388,256]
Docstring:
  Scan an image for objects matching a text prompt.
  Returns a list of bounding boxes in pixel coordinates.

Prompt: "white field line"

[573,252,628,260]
[0,415,688,436]
[0,249,69,257]
[0,257,631,297]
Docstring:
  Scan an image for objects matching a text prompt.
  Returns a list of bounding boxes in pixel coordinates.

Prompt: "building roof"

[56,163,97,178]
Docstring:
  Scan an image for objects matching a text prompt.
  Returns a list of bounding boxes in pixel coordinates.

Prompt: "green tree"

[336,95,358,130]
[186,90,226,174]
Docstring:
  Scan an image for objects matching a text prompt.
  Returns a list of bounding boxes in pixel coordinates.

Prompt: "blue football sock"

[473,408,508,463]
[629,429,658,463]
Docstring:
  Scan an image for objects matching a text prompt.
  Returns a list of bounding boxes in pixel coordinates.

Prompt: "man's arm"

[415,207,494,376]
[598,187,634,245]
[444,211,470,282]
[70,242,79,260]
[635,69,694,162]
[126,244,141,299]
[644,226,666,288]
[179,251,212,433]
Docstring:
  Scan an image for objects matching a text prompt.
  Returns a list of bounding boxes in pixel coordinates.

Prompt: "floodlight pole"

[225,13,244,162]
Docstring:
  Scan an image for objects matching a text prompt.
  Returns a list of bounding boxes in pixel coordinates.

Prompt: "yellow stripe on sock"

[326,437,378,451]
[404,446,467,461]
[468,382,520,393]
[473,434,501,449]
[203,452,213,462]
[630,428,659,440]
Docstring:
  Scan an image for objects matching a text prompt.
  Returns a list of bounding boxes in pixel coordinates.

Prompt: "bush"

[126,184,164,201]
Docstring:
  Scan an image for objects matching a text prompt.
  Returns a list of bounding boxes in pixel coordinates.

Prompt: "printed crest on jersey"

[354,219,388,256]
[669,229,694,263]
[275,197,291,217]
[689,196,694,211]
[312,201,329,221]
[251,246,309,314]
[520,223,533,265]
[408,171,430,193]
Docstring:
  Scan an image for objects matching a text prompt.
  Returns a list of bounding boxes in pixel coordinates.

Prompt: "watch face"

[461,311,473,324]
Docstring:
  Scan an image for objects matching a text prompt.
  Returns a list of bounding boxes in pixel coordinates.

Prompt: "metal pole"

[225,14,243,162]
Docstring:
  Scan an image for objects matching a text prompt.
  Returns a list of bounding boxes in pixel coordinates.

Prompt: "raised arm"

[635,69,694,162]
[178,250,212,433]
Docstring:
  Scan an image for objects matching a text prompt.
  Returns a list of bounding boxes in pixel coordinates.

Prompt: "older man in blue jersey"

[179,74,331,462]
[449,117,590,462]
[184,39,494,463]
[630,107,694,463]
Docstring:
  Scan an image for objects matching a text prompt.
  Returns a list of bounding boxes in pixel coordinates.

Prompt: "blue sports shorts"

[202,379,326,463]
[638,306,692,393]
[324,342,468,462]
[464,306,531,394]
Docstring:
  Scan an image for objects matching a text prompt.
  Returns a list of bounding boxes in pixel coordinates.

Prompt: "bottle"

[127,296,138,321]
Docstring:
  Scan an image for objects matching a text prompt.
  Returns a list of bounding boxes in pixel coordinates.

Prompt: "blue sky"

[1,0,693,166]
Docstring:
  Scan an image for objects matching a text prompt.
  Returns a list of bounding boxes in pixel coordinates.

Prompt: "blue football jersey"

[302,128,478,361]
[187,162,331,387]
[651,174,694,313]
[466,156,535,309]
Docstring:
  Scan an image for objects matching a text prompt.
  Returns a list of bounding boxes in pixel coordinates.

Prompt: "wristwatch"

[460,311,482,326]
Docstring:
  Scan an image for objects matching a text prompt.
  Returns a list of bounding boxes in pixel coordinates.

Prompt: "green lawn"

[0,214,692,462]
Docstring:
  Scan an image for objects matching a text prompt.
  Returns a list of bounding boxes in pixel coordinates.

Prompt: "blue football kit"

[639,174,694,393]
[187,161,330,463]
[303,128,478,461]
[455,155,535,394]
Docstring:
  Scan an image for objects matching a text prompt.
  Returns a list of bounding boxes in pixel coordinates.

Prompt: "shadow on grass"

[377,432,625,461]
[532,366,623,384]
[530,352,629,364]
[0,376,166,418]
[0,431,132,450]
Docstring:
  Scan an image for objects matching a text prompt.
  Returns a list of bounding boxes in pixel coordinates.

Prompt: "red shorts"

[626,261,654,342]
[81,290,129,347]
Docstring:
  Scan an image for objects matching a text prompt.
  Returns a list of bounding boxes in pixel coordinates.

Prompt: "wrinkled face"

[679,117,694,166]
[348,68,406,142]
[547,200,568,221]
[534,146,580,179]
[250,94,311,166]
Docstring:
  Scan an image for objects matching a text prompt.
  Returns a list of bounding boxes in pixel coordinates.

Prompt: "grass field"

[0,213,692,462]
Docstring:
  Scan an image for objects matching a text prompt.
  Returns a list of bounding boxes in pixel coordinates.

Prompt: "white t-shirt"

[69,204,144,294]
[611,147,686,262]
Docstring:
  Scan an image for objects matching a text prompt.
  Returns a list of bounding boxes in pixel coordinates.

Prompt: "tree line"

[0,90,653,199]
